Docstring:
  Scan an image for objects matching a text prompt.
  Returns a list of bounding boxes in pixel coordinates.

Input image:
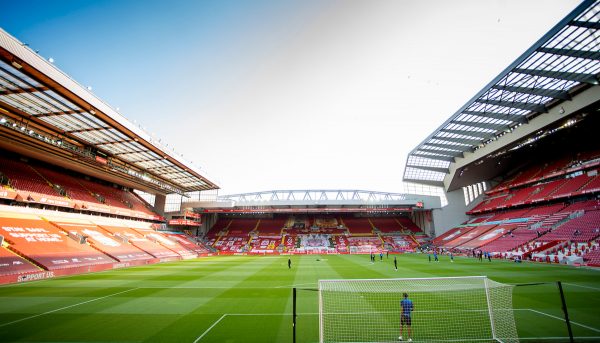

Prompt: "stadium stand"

[163,233,211,255]
[0,214,116,270]
[538,210,600,243]
[396,217,420,233]
[370,217,404,233]
[342,217,373,235]
[447,225,497,249]
[256,218,285,235]
[480,226,538,255]
[33,165,101,204]
[215,236,248,253]
[0,246,40,275]
[347,236,382,254]
[133,226,197,259]
[99,225,181,260]
[248,235,281,254]
[333,235,349,253]
[382,236,413,251]
[583,246,600,267]
[50,221,154,262]
[0,157,64,202]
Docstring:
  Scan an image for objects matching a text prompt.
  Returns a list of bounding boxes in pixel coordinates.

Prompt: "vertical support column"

[557,281,574,343]
[153,193,166,216]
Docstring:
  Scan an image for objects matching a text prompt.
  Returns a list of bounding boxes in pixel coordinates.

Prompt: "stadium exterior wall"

[154,194,166,216]
[431,189,481,237]
[412,211,434,236]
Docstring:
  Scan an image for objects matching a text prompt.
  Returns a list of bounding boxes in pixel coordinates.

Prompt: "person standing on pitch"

[288,258,291,269]
[450,252,454,262]
[380,252,383,262]
[399,293,413,342]
[433,250,439,262]
[394,256,398,271]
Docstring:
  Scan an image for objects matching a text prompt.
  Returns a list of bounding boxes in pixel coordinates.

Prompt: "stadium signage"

[0,189,18,200]
[95,156,108,165]
[183,211,201,219]
[168,219,201,226]
[17,271,55,283]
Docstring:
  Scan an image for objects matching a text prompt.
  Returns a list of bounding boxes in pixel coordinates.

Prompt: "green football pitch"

[0,254,598,343]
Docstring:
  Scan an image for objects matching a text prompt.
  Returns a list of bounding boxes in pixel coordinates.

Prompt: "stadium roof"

[0,29,219,194]
[404,0,600,188]
[181,189,441,213]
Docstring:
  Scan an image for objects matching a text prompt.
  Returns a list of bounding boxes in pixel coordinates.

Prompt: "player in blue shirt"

[399,293,414,342]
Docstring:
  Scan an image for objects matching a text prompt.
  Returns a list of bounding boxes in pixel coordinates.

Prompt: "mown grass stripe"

[0,287,139,328]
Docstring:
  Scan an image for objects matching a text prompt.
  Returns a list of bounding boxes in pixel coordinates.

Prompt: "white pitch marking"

[275,282,317,288]
[563,282,600,291]
[193,314,227,343]
[0,287,139,328]
[527,309,600,333]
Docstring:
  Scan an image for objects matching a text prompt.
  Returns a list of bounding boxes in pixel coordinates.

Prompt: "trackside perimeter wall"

[432,189,482,238]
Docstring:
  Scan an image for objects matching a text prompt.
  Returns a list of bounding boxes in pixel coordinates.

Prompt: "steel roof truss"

[405,165,450,174]
[0,86,49,95]
[461,110,528,123]
[513,68,599,84]
[537,47,600,61]
[440,129,492,139]
[410,153,455,162]
[423,142,471,151]
[451,120,510,131]
[569,20,600,30]
[476,99,548,113]
[491,84,571,100]
[417,148,463,158]
[431,136,483,145]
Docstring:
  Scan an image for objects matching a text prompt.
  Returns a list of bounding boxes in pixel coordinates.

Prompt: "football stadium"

[0,1,599,343]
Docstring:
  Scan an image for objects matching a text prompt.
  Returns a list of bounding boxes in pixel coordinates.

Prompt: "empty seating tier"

[0,246,40,276]
[100,226,181,259]
[51,222,153,262]
[0,217,116,270]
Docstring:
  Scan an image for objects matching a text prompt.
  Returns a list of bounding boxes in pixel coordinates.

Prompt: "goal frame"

[318,275,512,343]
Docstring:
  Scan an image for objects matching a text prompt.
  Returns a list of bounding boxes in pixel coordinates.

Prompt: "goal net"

[319,276,518,343]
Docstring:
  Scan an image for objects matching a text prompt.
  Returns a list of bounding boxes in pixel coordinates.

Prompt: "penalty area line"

[527,309,600,333]
[563,282,600,291]
[274,282,317,289]
[193,314,227,343]
[0,287,139,328]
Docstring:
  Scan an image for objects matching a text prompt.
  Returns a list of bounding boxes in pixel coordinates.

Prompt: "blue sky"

[1,0,581,195]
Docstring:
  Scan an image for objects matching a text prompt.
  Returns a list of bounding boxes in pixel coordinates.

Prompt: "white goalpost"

[318,276,518,343]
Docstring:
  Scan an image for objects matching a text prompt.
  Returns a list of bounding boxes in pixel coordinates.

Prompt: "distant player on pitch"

[399,292,413,342]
